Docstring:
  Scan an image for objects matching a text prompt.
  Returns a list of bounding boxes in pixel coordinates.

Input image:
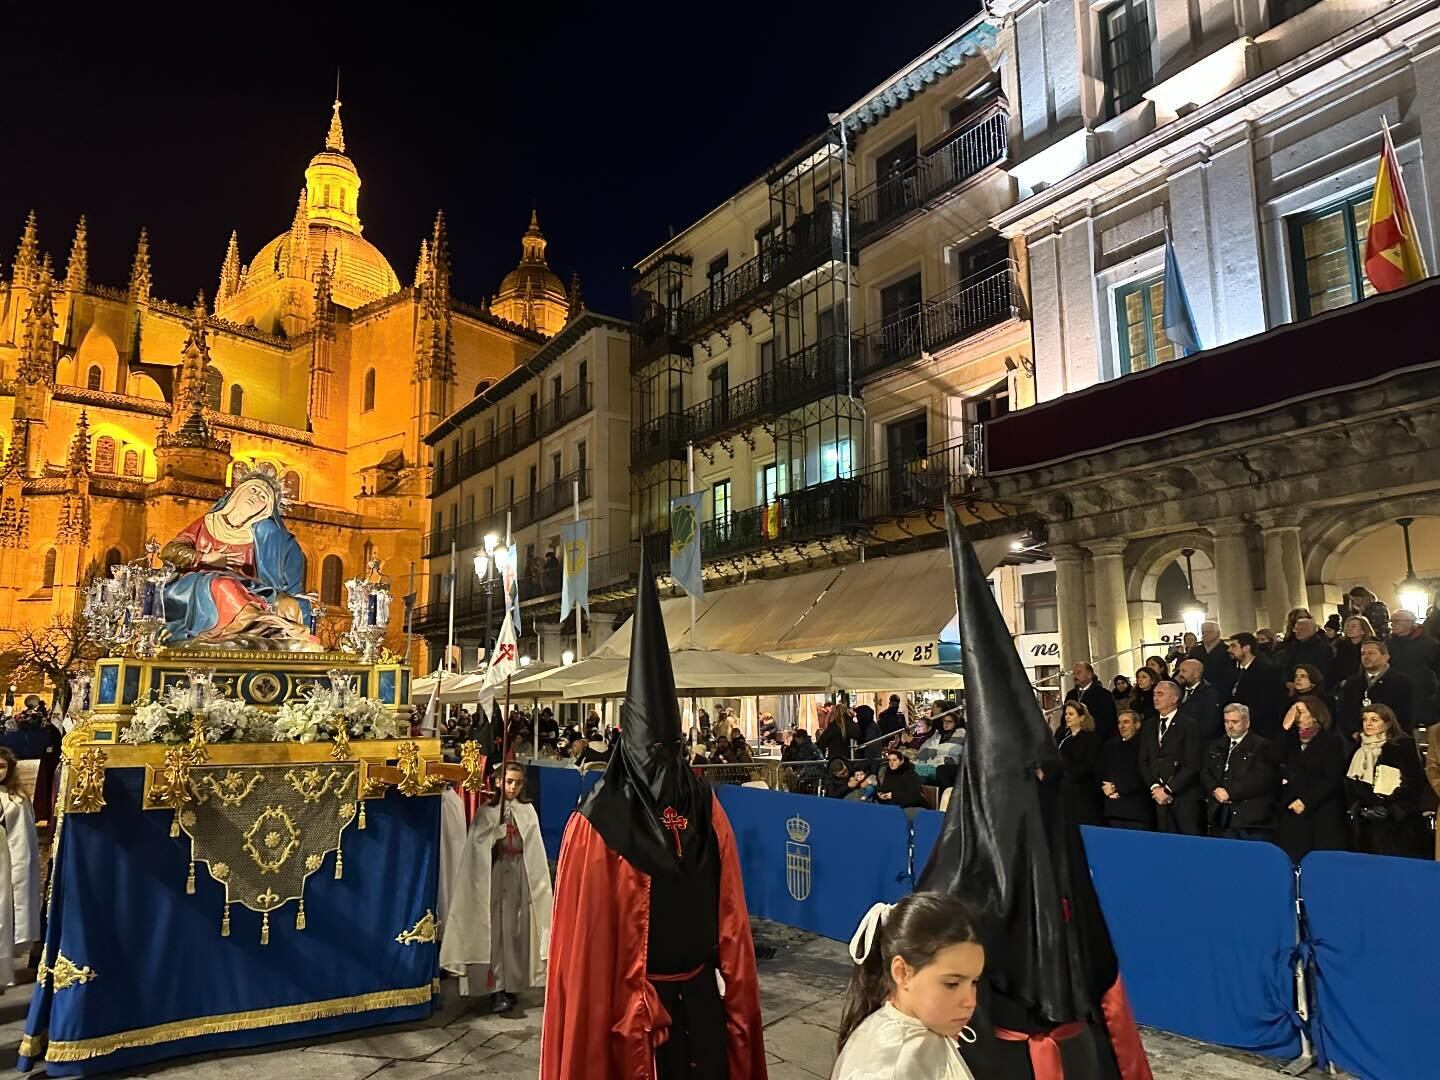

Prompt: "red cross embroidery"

[660,806,687,856]
[496,643,516,662]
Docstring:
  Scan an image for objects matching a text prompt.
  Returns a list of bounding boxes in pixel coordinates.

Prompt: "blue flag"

[559,520,590,620]
[668,492,705,599]
[1162,230,1201,357]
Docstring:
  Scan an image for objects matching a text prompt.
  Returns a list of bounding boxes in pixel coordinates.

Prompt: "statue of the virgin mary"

[160,465,322,651]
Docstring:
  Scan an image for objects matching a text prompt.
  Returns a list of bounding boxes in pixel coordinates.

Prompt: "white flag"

[483,611,519,689]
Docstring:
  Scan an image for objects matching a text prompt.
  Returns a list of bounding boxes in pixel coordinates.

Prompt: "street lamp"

[475,534,502,666]
[561,649,575,667]
[1395,517,1430,616]
[519,655,533,669]
[1179,549,1206,636]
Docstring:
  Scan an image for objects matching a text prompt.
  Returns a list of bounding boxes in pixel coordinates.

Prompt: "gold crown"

[786,815,810,843]
[230,460,288,509]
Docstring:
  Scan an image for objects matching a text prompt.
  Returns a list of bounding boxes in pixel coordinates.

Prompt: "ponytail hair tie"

[848,902,894,964]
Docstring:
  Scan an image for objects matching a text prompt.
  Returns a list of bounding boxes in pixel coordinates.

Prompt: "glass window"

[94,436,117,474]
[1272,0,1322,26]
[87,365,103,391]
[820,438,854,482]
[577,440,587,480]
[760,463,778,504]
[123,449,141,476]
[667,378,684,415]
[321,555,344,605]
[1101,0,1154,118]
[1288,191,1376,319]
[708,363,728,400]
[363,368,376,411]
[42,548,57,588]
[282,470,301,503]
[1114,274,1176,374]
[707,254,729,293]
[551,452,562,486]
[1022,571,1059,634]
[712,479,732,537]
[759,339,776,377]
[203,368,223,410]
[229,384,244,415]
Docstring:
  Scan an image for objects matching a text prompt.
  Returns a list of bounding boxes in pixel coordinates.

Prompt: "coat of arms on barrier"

[785,814,811,901]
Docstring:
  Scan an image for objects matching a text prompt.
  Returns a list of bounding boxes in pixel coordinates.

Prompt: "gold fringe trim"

[41,984,435,1063]
[19,1032,47,1059]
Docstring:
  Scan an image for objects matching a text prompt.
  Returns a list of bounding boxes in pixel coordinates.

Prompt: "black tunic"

[1098,735,1154,829]
[1058,729,1105,827]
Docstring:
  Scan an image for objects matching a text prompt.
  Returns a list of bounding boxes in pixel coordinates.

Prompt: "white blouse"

[831,1003,975,1080]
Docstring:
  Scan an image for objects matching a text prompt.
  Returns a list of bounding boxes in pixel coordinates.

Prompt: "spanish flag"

[761,500,783,540]
[1364,120,1428,293]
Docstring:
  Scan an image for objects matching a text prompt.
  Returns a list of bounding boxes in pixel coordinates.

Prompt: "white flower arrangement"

[120,682,401,745]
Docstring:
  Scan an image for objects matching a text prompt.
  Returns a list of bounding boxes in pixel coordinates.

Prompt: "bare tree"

[6,615,100,714]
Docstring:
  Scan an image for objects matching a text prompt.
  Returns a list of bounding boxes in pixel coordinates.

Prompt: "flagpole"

[687,441,698,649]
[445,541,457,674]
[572,479,584,663]
[403,561,416,670]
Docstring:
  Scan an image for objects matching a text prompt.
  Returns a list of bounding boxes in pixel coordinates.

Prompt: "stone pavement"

[1,922,1315,1078]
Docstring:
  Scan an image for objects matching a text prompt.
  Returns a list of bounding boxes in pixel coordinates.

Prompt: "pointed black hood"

[578,551,713,878]
[918,503,1096,1028]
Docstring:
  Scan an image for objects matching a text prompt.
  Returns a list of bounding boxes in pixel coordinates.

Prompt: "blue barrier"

[526,764,581,861]
[1080,826,1302,1058]
[1301,851,1440,1080]
[911,809,943,882]
[716,785,910,941]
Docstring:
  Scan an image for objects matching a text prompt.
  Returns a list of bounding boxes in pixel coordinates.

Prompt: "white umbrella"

[560,645,830,700]
[789,650,965,692]
[507,657,629,700]
[411,670,468,698]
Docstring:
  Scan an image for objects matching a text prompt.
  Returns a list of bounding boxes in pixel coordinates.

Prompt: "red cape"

[539,795,767,1079]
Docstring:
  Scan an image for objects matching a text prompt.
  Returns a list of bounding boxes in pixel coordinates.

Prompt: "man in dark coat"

[1175,659,1221,739]
[1225,633,1287,738]
[1282,617,1334,686]
[875,694,905,741]
[1201,703,1276,840]
[1138,680,1206,836]
[1188,621,1235,696]
[1336,638,1415,741]
[1065,661,1119,745]
[1386,610,1439,728]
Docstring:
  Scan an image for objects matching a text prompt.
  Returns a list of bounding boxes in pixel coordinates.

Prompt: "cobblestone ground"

[2,922,1322,1078]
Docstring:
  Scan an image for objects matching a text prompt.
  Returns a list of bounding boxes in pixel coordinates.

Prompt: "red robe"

[539,795,766,1079]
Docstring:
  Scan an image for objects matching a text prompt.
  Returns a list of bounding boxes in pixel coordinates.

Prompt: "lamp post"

[1395,517,1430,617]
[1179,548,1206,637]
[474,532,502,664]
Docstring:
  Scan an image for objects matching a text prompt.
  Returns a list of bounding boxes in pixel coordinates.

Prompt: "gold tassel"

[170,810,181,838]
[334,849,343,880]
[261,911,270,946]
[296,899,306,931]
[186,860,196,895]
[358,801,367,830]
[221,903,231,938]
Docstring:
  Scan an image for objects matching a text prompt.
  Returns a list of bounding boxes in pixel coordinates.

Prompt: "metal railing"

[629,412,693,467]
[852,262,1021,383]
[683,336,849,448]
[431,383,593,496]
[855,434,979,519]
[850,106,1008,246]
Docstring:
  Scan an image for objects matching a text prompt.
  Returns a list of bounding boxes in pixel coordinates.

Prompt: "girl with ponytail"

[832,891,984,1079]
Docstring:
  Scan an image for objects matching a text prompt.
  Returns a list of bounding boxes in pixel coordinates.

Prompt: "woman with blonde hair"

[1057,701,1103,827]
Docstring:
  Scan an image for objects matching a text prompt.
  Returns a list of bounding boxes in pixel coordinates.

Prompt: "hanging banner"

[559,521,590,620]
[669,492,705,599]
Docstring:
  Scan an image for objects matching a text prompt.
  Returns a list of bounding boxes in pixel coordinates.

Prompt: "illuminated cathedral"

[0,97,575,651]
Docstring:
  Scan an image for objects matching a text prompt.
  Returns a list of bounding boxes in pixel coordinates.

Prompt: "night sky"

[3,3,979,319]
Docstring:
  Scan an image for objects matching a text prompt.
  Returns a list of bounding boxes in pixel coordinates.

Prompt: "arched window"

[94,436,117,474]
[42,549,57,588]
[321,555,344,606]
[281,470,301,503]
[87,365,103,391]
[474,379,494,398]
[203,368,223,410]
[122,449,140,476]
[363,368,376,412]
[104,548,124,574]
[229,384,244,415]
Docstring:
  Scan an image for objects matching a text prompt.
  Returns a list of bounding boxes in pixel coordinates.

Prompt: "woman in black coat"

[1274,696,1349,862]
[1130,668,1159,723]
[1344,703,1429,859]
[1099,709,1154,829]
[1331,615,1375,687]
[1056,701,1105,827]
[816,703,857,761]
[876,750,926,809]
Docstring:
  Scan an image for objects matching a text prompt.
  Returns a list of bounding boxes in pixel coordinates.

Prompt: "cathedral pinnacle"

[129,227,152,300]
[569,271,584,314]
[414,238,431,289]
[68,411,92,476]
[217,230,241,308]
[314,250,333,304]
[287,189,310,276]
[11,210,39,288]
[326,97,346,154]
[66,216,89,291]
[17,275,57,387]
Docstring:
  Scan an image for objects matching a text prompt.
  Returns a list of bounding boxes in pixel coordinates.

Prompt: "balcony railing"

[430,383,592,496]
[853,262,1021,383]
[683,336,850,448]
[630,412,693,469]
[423,470,591,561]
[855,433,981,520]
[850,105,1008,247]
[630,307,690,372]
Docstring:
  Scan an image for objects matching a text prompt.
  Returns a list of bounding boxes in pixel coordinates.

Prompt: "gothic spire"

[568,271,584,314]
[217,229,241,308]
[176,290,211,413]
[128,227,152,300]
[10,210,39,287]
[16,275,57,387]
[67,411,91,476]
[413,238,431,289]
[287,189,309,277]
[326,96,346,153]
[314,250,333,305]
[65,216,88,291]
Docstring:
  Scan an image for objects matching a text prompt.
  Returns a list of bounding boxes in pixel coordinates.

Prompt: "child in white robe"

[831,892,985,1080]
[0,748,39,957]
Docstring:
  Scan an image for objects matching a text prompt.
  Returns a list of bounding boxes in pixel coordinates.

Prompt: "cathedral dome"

[491,209,570,336]
[247,223,400,308]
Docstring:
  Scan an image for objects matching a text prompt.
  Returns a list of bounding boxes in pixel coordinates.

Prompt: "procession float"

[20,462,482,1077]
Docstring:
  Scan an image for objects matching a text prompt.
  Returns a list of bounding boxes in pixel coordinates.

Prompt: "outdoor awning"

[593,592,723,656]
[560,645,831,700]
[770,540,1012,663]
[411,671,467,698]
[791,650,965,692]
[506,657,629,700]
[673,569,843,653]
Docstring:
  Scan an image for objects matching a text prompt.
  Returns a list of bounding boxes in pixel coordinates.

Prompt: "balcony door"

[885,412,927,513]
[878,273,923,364]
[874,136,917,224]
